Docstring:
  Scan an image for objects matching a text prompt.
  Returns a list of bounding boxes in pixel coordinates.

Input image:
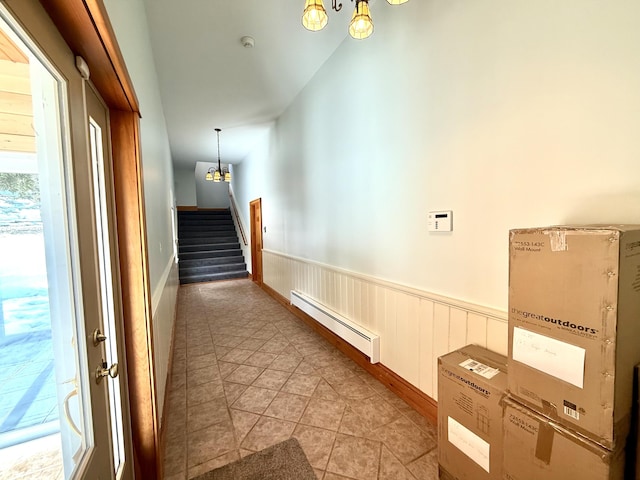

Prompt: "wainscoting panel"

[152,257,179,423]
[263,249,507,401]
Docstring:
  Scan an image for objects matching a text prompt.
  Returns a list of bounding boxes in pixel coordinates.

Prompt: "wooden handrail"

[229,190,248,246]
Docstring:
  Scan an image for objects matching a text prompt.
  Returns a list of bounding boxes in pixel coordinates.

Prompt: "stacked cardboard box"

[502,397,626,480]
[437,344,508,480]
[505,225,640,479]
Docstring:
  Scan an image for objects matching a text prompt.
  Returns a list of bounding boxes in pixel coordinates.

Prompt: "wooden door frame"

[250,198,263,285]
[29,1,158,478]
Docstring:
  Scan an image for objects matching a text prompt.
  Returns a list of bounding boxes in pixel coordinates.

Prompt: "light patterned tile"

[240,416,296,452]
[326,434,381,480]
[292,424,337,470]
[313,379,342,401]
[220,348,254,364]
[187,450,239,479]
[214,345,232,359]
[322,473,353,480]
[281,373,321,396]
[339,406,374,438]
[187,366,222,389]
[230,409,260,444]
[168,280,439,480]
[187,398,230,433]
[252,369,291,391]
[231,386,278,414]
[368,416,436,465]
[263,391,310,422]
[300,397,346,431]
[269,354,302,372]
[187,342,215,358]
[258,338,290,355]
[163,473,185,480]
[224,365,264,385]
[187,380,225,407]
[236,337,267,351]
[218,361,240,379]
[345,396,402,431]
[406,448,438,480]
[243,351,278,368]
[223,382,248,404]
[162,437,186,476]
[186,353,217,372]
[403,409,437,438]
[379,445,417,480]
[186,421,236,468]
[294,360,318,375]
[212,335,245,348]
[330,377,376,401]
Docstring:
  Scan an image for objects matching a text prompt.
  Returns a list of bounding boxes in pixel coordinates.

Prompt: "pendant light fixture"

[301,0,408,39]
[349,0,373,40]
[205,128,231,183]
[302,0,328,31]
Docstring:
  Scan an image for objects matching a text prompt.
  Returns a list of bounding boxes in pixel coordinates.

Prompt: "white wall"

[103,0,178,421]
[174,166,197,207]
[195,161,230,209]
[232,0,640,397]
[235,0,640,311]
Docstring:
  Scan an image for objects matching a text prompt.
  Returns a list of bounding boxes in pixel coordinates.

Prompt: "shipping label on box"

[508,225,640,449]
[502,398,625,480]
[438,344,507,480]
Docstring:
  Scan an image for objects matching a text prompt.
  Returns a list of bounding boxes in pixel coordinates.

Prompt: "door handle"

[95,361,118,383]
[92,328,107,346]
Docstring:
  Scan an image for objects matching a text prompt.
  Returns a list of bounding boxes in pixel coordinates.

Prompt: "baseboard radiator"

[290,290,380,364]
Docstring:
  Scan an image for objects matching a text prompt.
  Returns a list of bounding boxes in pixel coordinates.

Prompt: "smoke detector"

[240,36,255,48]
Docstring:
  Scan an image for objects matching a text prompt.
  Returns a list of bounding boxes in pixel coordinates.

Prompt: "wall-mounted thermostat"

[428,210,453,232]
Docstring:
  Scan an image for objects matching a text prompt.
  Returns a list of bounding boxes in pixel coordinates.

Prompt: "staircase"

[177,209,248,284]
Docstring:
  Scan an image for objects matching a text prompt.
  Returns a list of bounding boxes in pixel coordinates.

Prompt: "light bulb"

[302,0,328,31]
[349,1,373,40]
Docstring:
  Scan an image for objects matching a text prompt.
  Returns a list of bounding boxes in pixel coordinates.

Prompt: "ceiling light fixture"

[205,128,231,183]
[302,0,408,40]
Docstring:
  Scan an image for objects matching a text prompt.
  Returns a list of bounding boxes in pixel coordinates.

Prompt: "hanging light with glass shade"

[205,128,231,183]
[349,0,373,40]
[302,0,408,40]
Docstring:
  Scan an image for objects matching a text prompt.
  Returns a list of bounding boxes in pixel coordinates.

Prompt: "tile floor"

[162,279,439,480]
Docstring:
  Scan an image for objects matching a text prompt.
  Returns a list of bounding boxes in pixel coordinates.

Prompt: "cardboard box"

[502,397,626,480]
[508,225,640,449]
[438,344,507,480]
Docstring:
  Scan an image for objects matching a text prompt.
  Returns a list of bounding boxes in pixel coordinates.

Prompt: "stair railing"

[229,190,248,246]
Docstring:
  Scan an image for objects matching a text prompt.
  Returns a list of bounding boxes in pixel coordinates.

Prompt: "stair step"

[179,249,242,261]
[179,270,249,284]
[177,209,246,286]
[178,223,234,231]
[179,237,239,246]
[180,231,237,239]
[178,209,230,215]
[179,255,245,268]
[179,262,247,276]
[179,242,240,252]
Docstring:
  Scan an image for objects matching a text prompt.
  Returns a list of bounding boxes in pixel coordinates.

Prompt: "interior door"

[250,198,263,284]
[0,2,131,478]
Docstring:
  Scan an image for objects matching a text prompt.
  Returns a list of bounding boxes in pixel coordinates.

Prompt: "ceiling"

[143,0,356,170]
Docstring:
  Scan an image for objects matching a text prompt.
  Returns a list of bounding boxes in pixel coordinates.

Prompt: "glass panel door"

[0,4,124,478]
[87,87,126,477]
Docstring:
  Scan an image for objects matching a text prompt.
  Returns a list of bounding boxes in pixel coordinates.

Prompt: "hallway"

[162,280,438,479]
